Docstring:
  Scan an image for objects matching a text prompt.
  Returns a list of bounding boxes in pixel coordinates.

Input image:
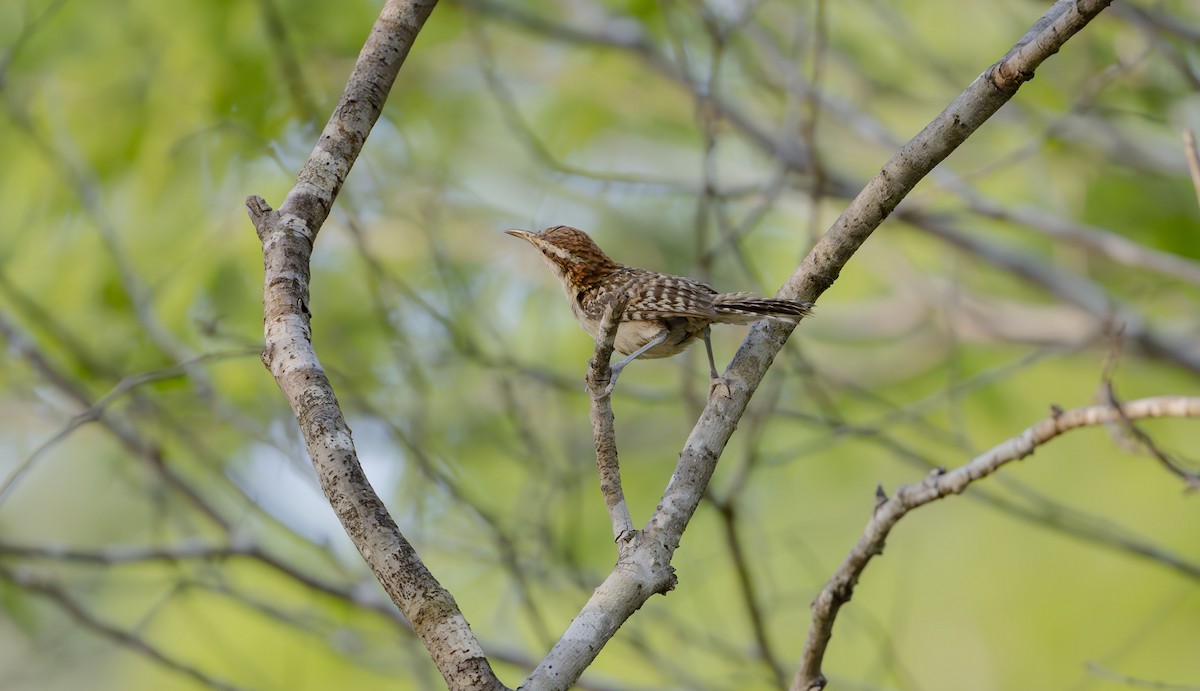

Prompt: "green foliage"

[1086,170,1200,259]
[1,1,1198,690]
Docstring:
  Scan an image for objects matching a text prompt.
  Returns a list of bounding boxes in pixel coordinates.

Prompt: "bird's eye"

[575,290,584,304]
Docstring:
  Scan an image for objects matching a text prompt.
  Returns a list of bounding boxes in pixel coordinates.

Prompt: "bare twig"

[0,540,603,688]
[725,10,1200,287]
[3,90,213,404]
[794,396,1200,690]
[713,499,788,687]
[586,293,635,540]
[801,0,829,245]
[938,188,1200,286]
[0,311,232,531]
[908,211,1200,375]
[707,377,788,686]
[852,423,1200,582]
[1099,345,1200,488]
[256,0,321,123]
[0,566,242,691]
[466,18,700,194]
[1085,661,1200,691]
[0,348,252,504]
[1184,129,1200,208]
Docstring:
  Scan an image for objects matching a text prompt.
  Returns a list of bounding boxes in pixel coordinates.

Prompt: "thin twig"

[1100,348,1200,488]
[0,349,253,505]
[794,396,1200,690]
[737,11,1200,287]
[1184,129,1200,208]
[713,499,788,687]
[908,211,1200,375]
[0,566,242,691]
[586,293,635,540]
[1085,661,1200,691]
[0,311,232,531]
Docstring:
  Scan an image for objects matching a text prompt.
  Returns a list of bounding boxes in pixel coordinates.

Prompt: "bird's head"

[505,226,621,286]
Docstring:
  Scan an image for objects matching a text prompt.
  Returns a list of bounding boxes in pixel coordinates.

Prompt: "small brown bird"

[506,225,813,393]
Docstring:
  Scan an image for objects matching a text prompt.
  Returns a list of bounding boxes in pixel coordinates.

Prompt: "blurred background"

[1,0,1199,689]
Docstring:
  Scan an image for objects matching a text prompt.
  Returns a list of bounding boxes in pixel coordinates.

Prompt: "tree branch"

[794,395,1200,690]
[245,1,504,689]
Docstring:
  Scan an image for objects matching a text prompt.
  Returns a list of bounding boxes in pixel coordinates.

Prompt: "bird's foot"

[585,363,624,398]
[600,364,625,397]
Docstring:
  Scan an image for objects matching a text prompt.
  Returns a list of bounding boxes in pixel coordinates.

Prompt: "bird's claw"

[585,365,622,398]
[599,365,622,397]
[710,376,731,399]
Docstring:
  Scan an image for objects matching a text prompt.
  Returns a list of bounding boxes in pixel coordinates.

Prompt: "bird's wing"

[617,272,718,321]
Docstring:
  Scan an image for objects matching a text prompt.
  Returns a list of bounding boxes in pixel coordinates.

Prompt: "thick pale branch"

[246,1,503,689]
[519,536,677,691]
[524,2,1115,687]
[586,293,635,539]
[793,395,1200,690]
[275,0,437,235]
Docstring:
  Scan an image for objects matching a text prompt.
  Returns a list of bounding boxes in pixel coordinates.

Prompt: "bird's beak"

[504,229,534,241]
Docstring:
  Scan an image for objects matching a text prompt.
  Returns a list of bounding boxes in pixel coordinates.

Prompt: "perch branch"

[586,293,635,540]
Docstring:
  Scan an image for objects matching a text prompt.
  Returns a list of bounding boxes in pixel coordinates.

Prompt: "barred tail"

[713,292,814,323]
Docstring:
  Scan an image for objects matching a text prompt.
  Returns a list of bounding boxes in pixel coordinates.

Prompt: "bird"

[505,225,813,394]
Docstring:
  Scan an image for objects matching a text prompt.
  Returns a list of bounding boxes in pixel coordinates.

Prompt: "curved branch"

[794,395,1200,690]
[245,1,504,689]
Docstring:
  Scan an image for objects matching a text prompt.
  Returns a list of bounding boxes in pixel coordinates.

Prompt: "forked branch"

[525,2,1116,688]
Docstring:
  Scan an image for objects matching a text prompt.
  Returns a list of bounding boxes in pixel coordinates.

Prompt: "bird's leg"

[597,330,668,396]
[702,326,720,380]
[703,326,731,399]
